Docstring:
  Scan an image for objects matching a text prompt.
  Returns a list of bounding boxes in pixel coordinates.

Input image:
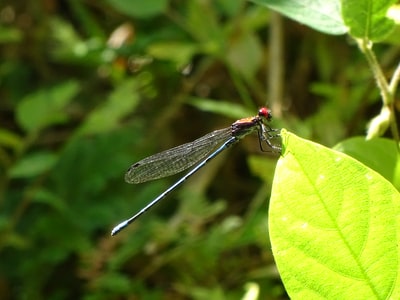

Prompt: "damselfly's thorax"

[231,107,272,139]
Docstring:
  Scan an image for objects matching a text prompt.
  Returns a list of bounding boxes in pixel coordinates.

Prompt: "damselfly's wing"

[125,128,232,183]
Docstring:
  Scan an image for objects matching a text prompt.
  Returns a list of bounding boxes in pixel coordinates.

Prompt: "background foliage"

[1,0,399,299]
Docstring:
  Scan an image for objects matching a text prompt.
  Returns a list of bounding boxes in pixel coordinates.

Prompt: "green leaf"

[226,30,262,79]
[9,151,58,178]
[0,128,23,150]
[0,27,23,43]
[341,0,396,41]
[248,155,277,184]
[185,0,225,53]
[147,41,198,67]
[16,80,79,132]
[334,136,400,190]
[269,129,400,299]
[187,98,254,119]
[216,0,245,17]
[104,0,168,18]
[78,78,140,135]
[250,0,347,35]
[92,273,132,293]
[31,189,68,212]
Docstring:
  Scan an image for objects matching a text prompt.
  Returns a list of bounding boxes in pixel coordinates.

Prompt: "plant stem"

[358,38,399,142]
[357,38,392,106]
[389,61,400,95]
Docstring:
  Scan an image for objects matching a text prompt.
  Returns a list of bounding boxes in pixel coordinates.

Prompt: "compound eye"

[258,107,272,120]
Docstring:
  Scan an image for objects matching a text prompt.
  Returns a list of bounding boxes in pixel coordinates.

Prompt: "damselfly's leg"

[258,125,281,152]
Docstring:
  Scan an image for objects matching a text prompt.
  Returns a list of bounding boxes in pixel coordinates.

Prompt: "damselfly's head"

[258,107,272,122]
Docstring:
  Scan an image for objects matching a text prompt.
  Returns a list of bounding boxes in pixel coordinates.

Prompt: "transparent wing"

[125,127,232,183]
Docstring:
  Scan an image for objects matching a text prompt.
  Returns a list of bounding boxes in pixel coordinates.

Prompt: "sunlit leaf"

[270,129,400,299]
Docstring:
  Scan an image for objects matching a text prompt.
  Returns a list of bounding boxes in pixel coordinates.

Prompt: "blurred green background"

[0,0,390,299]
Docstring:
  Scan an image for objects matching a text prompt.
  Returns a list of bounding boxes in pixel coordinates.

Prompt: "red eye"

[258,107,271,119]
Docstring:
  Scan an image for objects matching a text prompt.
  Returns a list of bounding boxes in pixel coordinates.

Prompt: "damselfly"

[112,107,279,236]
